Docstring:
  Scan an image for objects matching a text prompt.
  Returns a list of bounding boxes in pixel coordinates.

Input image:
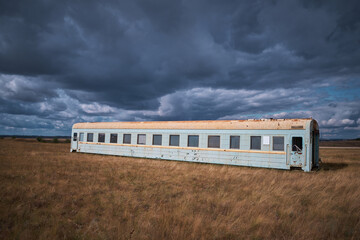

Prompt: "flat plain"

[0,139,359,239]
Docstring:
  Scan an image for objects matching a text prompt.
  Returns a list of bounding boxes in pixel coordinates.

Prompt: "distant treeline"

[320,138,360,141]
[0,135,71,139]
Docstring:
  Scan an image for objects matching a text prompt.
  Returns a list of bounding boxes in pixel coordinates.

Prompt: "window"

[292,137,303,151]
[137,134,146,145]
[169,135,180,146]
[123,134,131,144]
[250,136,261,150]
[110,134,118,143]
[153,134,162,145]
[79,133,84,141]
[230,136,240,149]
[98,133,105,143]
[73,132,77,141]
[273,136,284,151]
[87,133,93,142]
[188,135,199,147]
[208,135,220,148]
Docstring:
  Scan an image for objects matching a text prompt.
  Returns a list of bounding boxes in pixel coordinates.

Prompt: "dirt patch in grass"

[0,139,359,239]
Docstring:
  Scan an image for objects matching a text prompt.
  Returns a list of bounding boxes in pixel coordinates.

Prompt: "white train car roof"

[73,118,318,130]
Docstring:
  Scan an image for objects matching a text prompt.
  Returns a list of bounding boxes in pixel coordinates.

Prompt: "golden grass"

[0,139,359,239]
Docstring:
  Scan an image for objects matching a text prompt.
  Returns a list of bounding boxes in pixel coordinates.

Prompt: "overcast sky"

[0,0,359,139]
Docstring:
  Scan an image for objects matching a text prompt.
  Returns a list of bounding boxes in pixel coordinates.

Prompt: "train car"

[71,118,320,172]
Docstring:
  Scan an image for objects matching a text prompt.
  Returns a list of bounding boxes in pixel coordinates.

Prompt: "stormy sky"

[0,0,359,139]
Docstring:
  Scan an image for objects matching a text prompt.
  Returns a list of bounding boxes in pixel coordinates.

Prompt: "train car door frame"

[72,132,78,151]
[290,135,304,167]
[77,132,84,151]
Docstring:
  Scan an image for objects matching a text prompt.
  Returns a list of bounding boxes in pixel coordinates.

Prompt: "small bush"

[11,136,16,139]
[36,137,43,142]
[65,139,71,143]
[53,138,59,143]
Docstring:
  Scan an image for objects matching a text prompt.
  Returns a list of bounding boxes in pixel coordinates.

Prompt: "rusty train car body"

[71,119,320,172]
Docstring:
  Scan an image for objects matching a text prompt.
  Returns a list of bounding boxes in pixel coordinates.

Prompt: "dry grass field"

[0,139,359,240]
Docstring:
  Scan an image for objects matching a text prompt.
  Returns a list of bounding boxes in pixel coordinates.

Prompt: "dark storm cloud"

[149,88,318,121]
[0,0,360,138]
[0,75,58,103]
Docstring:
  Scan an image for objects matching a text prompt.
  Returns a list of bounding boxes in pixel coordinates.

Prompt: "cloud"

[80,103,116,115]
[0,74,57,102]
[321,118,355,127]
[0,0,359,138]
[151,87,315,120]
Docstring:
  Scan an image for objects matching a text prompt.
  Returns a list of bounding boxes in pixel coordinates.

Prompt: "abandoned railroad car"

[71,118,320,172]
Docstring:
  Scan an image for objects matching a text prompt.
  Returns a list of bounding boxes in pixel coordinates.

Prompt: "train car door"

[290,136,304,167]
[73,132,78,151]
[78,132,84,151]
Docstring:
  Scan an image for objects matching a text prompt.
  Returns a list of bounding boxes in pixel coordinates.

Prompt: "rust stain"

[74,118,314,130]
[79,142,286,155]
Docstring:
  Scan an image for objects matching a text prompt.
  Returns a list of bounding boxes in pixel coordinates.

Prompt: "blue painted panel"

[77,143,289,170]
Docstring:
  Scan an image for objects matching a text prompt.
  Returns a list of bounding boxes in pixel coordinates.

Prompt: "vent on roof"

[291,126,303,129]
